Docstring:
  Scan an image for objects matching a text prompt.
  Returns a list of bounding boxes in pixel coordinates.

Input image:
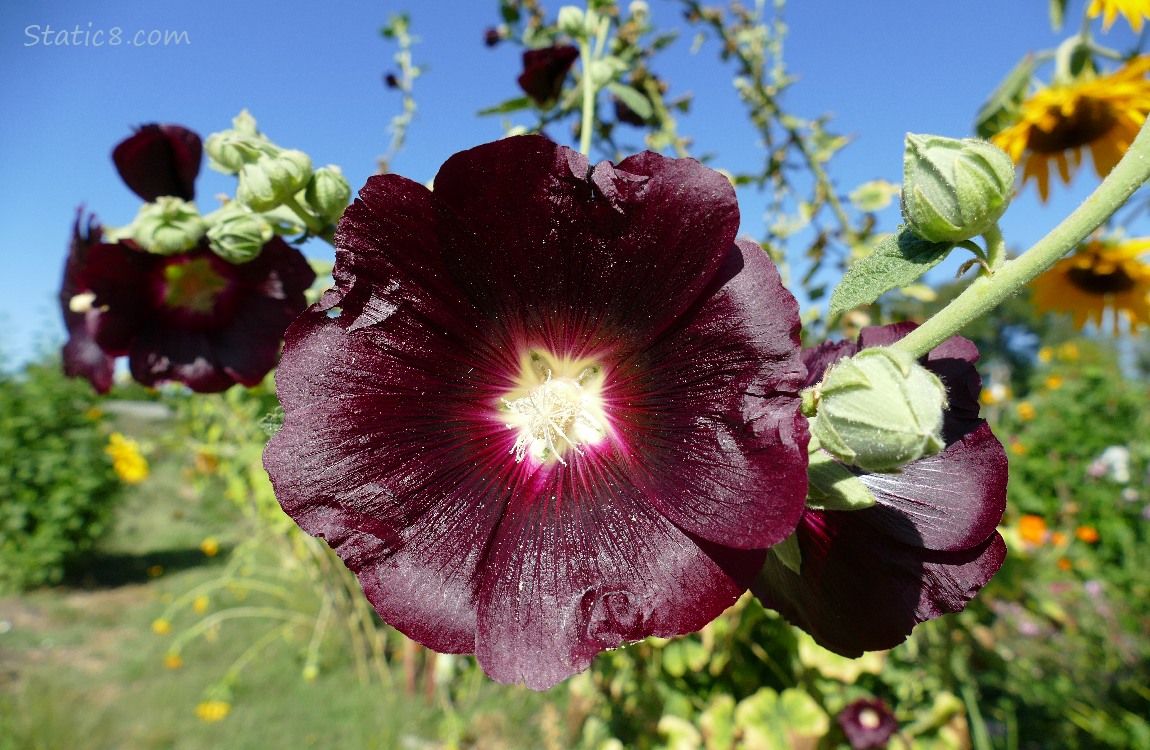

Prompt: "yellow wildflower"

[1038,346,1053,363]
[1017,401,1037,421]
[199,537,220,557]
[193,595,210,614]
[1057,342,1080,361]
[151,618,172,635]
[164,654,183,669]
[105,432,149,484]
[1046,375,1064,390]
[195,700,231,723]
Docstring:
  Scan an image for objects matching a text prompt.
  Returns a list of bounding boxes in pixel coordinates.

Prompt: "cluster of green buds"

[206,110,350,231]
[803,347,948,473]
[901,133,1015,244]
[121,197,207,255]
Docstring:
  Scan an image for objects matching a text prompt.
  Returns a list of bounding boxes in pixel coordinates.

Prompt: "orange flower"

[1076,525,1100,543]
[1051,531,1069,546]
[164,654,183,669]
[1057,557,1073,571]
[1019,514,1048,545]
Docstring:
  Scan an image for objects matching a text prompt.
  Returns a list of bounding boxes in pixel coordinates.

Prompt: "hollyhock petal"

[266,312,511,652]
[266,138,808,688]
[129,326,236,393]
[753,323,1007,656]
[858,422,1007,551]
[433,136,739,347]
[60,212,116,393]
[754,514,1006,656]
[615,240,807,548]
[476,465,763,689]
[517,45,579,105]
[112,124,202,201]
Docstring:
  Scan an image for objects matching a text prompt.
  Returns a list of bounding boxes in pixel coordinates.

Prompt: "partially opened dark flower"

[112,124,203,202]
[64,236,314,393]
[263,135,809,689]
[60,210,116,394]
[837,698,898,750]
[517,45,579,105]
[753,323,1007,656]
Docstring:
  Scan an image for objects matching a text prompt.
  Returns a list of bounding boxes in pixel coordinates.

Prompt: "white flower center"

[503,351,608,465]
[859,708,881,730]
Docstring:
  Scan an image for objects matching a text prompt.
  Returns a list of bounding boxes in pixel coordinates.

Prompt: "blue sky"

[0,0,1143,367]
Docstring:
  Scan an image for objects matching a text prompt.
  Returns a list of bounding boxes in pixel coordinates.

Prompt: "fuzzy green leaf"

[828,228,954,315]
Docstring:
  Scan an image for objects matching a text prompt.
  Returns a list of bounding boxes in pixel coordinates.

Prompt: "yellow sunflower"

[1030,237,1150,331]
[1087,0,1150,31]
[992,57,1150,201]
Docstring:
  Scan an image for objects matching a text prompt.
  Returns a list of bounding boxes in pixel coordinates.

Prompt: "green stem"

[893,118,1150,358]
[579,37,596,156]
[281,194,327,237]
[982,224,1006,271]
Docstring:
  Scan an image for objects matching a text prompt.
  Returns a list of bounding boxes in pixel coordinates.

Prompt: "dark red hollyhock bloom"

[60,211,116,394]
[517,45,579,105]
[837,698,899,750]
[753,323,1008,656]
[263,135,809,689]
[111,124,202,202]
[483,27,502,47]
[66,238,314,393]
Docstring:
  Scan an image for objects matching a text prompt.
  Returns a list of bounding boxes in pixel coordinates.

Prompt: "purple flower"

[263,135,809,689]
[753,323,1008,656]
[60,211,116,394]
[837,698,898,750]
[112,124,202,202]
[517,45,579,105]
[63,237,314,393]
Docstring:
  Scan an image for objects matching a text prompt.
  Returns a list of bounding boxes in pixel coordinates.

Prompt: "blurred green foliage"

[0,358,123,593]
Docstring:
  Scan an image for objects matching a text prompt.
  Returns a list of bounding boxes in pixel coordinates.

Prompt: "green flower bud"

[303,165,351,225]
[205,132,268,174]
[205,110,278,174]
[901,133,1014,244]
[236,150,313,212]
[205,203,273,263]
[131,197,207,255]
[557,6,586,38]
[810,347,947,472]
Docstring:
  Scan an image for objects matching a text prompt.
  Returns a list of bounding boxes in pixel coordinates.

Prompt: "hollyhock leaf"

[112,124,202,202]
[827,228,953,316]
[265,137,807,688]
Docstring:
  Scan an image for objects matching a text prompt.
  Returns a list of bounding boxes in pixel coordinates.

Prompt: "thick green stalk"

[893,120,1150,357]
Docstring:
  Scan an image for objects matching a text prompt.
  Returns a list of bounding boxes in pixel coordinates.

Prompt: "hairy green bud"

[557,6,586,38]
[205,203,273,263]
[809,347,947,472]
[131,197,206,255]
[236,150,313,212]
[901,133,1014,244]
[303,165,351,225]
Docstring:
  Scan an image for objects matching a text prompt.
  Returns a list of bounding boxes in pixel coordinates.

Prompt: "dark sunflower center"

[1027,96,1117,153]
[1067,263,1138,294]
[162,258,229,313]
